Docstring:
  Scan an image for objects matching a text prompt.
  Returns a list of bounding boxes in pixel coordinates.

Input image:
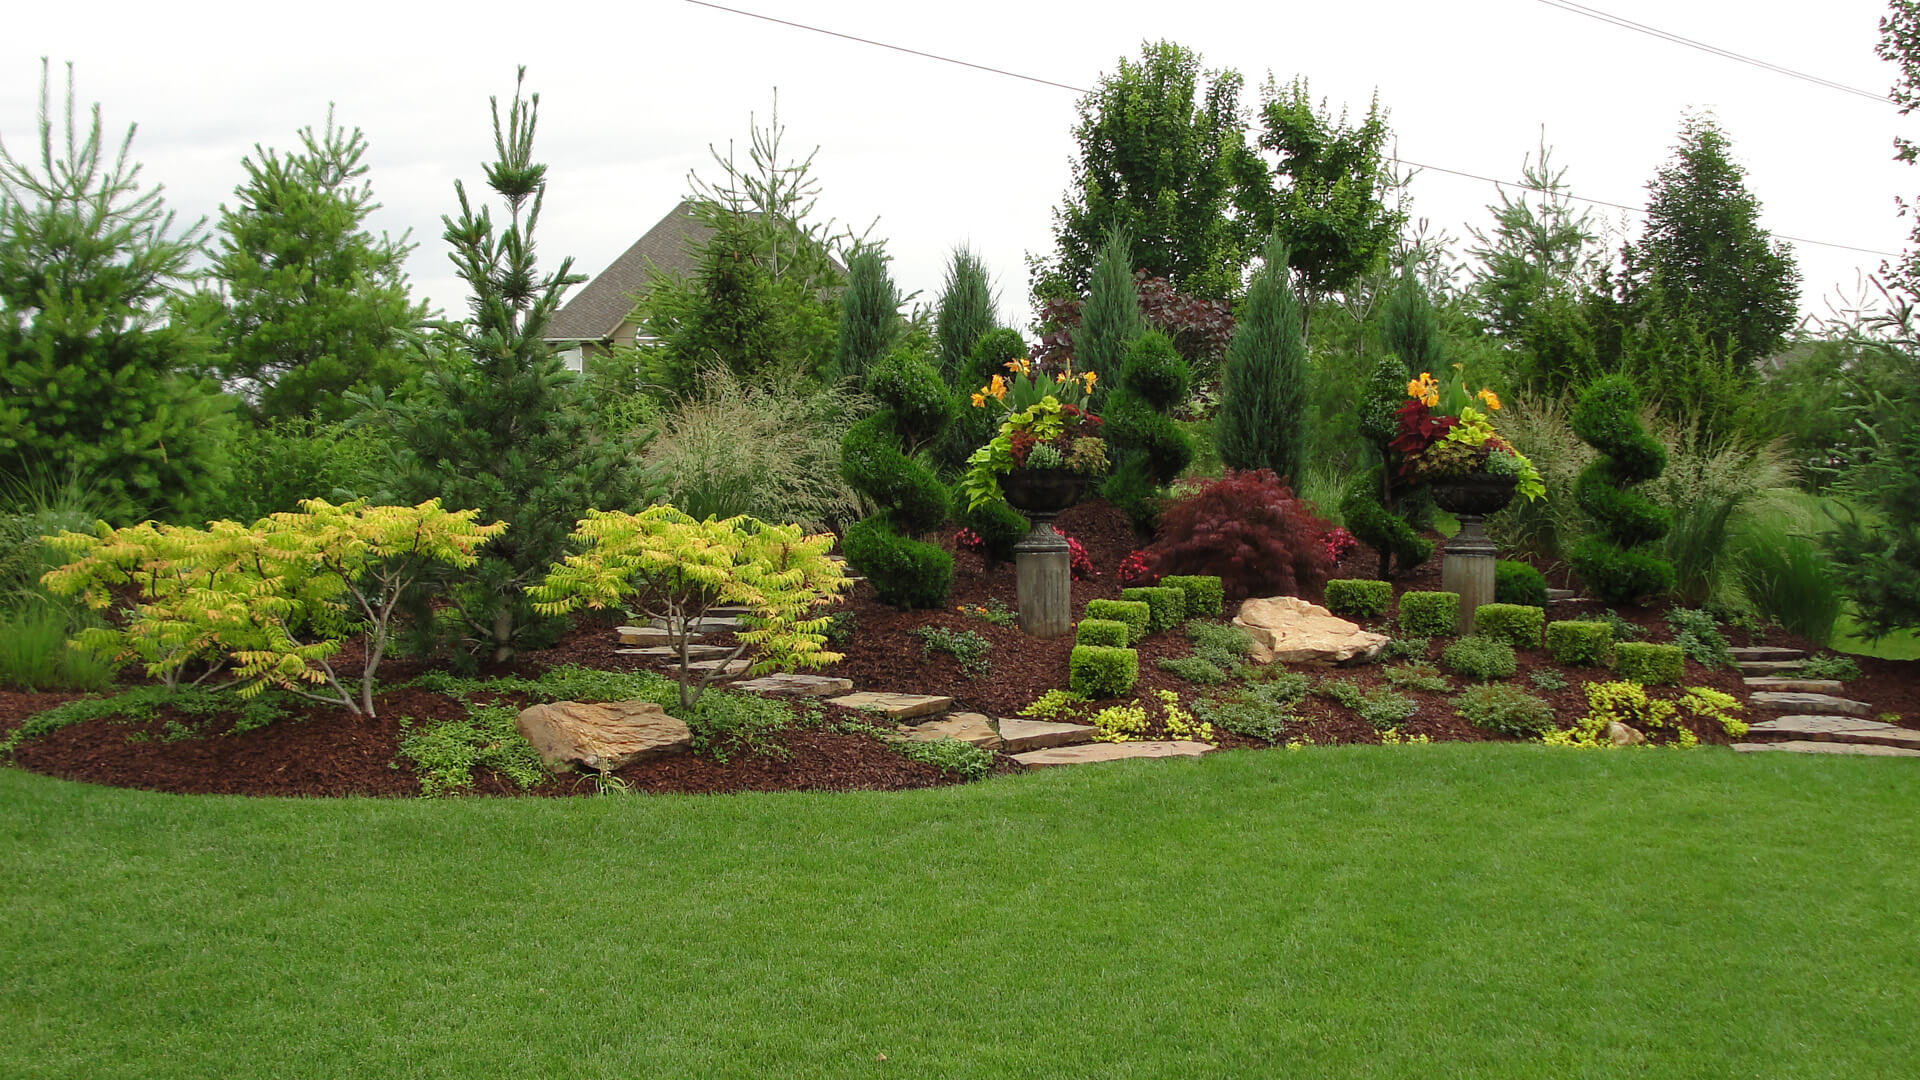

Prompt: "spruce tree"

[388,69,637,662]
[1214,235,1306,482]
[934,246,996,386]
[830,245,901,384]
[1072,228,1142,384]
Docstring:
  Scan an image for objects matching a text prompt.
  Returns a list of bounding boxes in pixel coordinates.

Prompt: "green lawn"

[4,745,1917,1078]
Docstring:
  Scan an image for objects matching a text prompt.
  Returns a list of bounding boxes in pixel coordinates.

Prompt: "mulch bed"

[4,498,1917,797]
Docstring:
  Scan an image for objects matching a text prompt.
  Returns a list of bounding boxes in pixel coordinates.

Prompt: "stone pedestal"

[1441,513,1497,635]
[1014,517,1072,638]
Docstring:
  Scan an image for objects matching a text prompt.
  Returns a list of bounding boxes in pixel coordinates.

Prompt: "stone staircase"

[1729,646,1920,757]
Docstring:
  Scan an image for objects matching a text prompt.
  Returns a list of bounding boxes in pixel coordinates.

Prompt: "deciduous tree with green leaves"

[1249,79,1404,298]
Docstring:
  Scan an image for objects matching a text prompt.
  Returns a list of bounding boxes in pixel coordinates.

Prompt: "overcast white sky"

[3,0,1910,333]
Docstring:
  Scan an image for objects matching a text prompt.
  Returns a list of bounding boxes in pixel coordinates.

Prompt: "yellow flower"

[1056,372,1068,383]
[970,392,986,408]
[989,375,1007,400]
[1082,371,1098,390]
[1004,357,1031,377]
[1407,371,1440,407]
[1478,388,1502,411]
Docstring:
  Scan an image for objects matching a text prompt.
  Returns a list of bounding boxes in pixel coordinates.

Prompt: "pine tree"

[386,69,639,663]
[1215,235,1306,482]
[934,246,996,386]
[0,62,232,521]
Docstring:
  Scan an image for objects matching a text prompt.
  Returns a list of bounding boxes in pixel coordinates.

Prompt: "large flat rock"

[733,673,854,697]
[1232,596,1387,666]
[1729,646,1806,661]
[1748,715,1920,750]
[516,700,692,773]
[998,717,1096,752]
[898,712,1002,751]
[1743,677,1844,693]
[827,691,953,720]
[1013,740,1216,768]
[1734,740,1920,757]
[1749,692,1873,717]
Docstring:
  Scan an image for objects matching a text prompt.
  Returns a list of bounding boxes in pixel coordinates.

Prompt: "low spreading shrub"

[1069,645,1138,698]
[398,704,549,797]
[1356,688,1418,730]
[1378,636,1430,662]
[1158,655,1233,685]
[1382,662,1450,692]
[1082,599,1151,643]
[1075,618,1132,648]
[1614,642,1685,685]
[1474,604,1545,649]
[1545,620,1614,666]
[1455,684,1557,737]
[910,625,991,678]
[891,735,993,780]
[1663,608,1731,668]
[1089,701,1149,742]
[1398,591,1459,637]
[1120,586,1187,634]
[1529,669,1569,691]
[1324,578,1392,619]
[1145,469,1336,602]
[1185,619,1254,670]
[1158,574,1224,617]
[1494,560,1549,608]
[1796,654,1862,681]
[1442,636,1518,681]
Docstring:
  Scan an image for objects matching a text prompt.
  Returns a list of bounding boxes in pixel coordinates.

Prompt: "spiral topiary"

[1340,355,1432,578]
[1101,329,1194,530]
[1567,375,1674,604]
[840,350,957,608]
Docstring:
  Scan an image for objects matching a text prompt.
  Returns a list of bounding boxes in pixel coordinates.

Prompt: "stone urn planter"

[1430,472,1517,635]
[1000,467,1085,640]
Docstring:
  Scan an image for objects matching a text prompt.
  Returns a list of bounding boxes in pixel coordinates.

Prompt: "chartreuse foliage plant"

[43,500,504,717]
[1157,574,1223,617]
[1397,591,1459,637]
[1324,579,1392,619]
[1569,376,1675,604]
[1473,604,1544,648]
[530,506,848,711]
[1544,680,1729,748]
[1069,645,1138,698]
[1545,620,1614,667]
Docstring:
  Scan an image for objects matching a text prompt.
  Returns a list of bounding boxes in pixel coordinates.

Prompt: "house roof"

[545,199,713,343]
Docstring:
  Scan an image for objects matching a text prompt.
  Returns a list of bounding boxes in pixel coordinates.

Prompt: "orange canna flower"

[1082,371,1098,390]
[970,392,986,408]
[989,375,1007,399]
[1478,388,1502,411]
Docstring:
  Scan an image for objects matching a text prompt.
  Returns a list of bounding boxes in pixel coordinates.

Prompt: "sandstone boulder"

[1232,596,1389,665]
[1607,721,1646,747]
[515,700,692,773]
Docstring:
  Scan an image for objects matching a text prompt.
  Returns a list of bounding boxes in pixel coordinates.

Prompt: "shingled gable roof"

[545,199,713,343]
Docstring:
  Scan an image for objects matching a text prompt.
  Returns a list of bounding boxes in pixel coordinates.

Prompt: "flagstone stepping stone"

[898,712,1002,751]
[617,625,706,645]
[1743,677,1844,693]
[1729,646,1805,661]
[733,673,854,697]
[617,644,733,660]
[826,691,953,720]
[998,717,1096,752]
[648,615,742,633]
[1013,740,1217,768]
[1749,692,1873,717]
[1737,660,1806,675]
[686,658,754,677]
[1545,588,1580,602]
[1733,740,1920,757]
[1747,715,1920,750]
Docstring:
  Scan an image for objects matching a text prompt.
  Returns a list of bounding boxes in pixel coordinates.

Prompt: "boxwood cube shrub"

[1120,586,1186,633]
[1158,574,1224,617]
[1324,578,1392,619]
[1614,642,1685,685]
[1545,620,1614,667]
[1075,618,1131,648]
[1069,645,1139,698]
[1494,560,1549,608]
[1398,591,1459,637]
[1474,603,1545,649]
[1082,598,1151,643]
[1442,636,1518,681]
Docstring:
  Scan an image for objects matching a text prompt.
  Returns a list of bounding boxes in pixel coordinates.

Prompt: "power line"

[681,0,1903,260]
[1532,0,1891,105]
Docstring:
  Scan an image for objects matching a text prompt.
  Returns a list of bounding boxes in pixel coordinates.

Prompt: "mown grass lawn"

[4,744,1917,1079]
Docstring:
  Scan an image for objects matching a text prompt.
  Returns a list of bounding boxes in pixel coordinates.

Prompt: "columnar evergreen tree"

[1379,260,1443,377]
[934,246,996,386]
[1071,229,1143,385]
[192,109,427,421]
[387,69,638,662]
[1215,235,1306,481]
[0,62,232,521]
[830,245,901,384]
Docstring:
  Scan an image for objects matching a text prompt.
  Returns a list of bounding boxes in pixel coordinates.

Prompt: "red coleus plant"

[1387,399,1459,478]
[1116,549,1155,586]
[1061,534,1096,580]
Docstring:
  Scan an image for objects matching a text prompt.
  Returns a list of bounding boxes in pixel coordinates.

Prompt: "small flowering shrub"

[1062,533,1097,580]
[1321,527,1358,564]
[952,528,985,554]
[1116,549,1154,586]
[1145,469,1335,602]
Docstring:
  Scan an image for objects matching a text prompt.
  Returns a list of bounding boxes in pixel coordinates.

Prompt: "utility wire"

[682,0,1903,259]
[1532,0,1891,105]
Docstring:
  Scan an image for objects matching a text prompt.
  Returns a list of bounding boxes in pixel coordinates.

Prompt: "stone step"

[1013,740,1217,768]
[616,644,733,660]
[1743,677,1844,693]
[826,691,954,721]
[1730,646,1806,661]
[648,615,742,634]
[617,625,706,646]
[998,717,1097,752]
[1737,660,1806,675]
[1733,740,1920,757]
[1546,588,1582,602]
[685,658,754,677]
[705,605,752,616]
[1747,715,1920,750]
[732,673,854,697]
[1749,692,1873,718]
[897,713,1002,751]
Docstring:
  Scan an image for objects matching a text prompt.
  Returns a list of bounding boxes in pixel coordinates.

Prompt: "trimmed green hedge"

[1121,586,1186,634]
[1494,560,1549,608]
[1075,619,1131,648]
[1083,599,1151,644]
[1614,642,1685,685]
[1158,575,1224,618]
[1474,604,1545,649]
[1398,591,1459,637]
[1069,645,1138,698]
[1324,578,1392,619]
[1545,620,1614,667]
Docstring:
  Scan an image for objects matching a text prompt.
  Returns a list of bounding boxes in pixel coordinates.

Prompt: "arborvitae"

[1071,228,1142,384]
[839,351,955,608]
[1215,234,1305,481]
[1100,329,1193,529]
[830,245,902,384]
[934,246,996,386]
[1568,375,1674,603]
[387,69,639,663]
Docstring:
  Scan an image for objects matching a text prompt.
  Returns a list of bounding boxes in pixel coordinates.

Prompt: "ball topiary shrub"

[1158,575,1224,618]
[1473,603,1545,648]
[1083,598,1151,643]
[1442,636,1518,681]
[1545,620,1614,667]
[1069,645,1138,698]
[1568,376,1675,605]
[1100,330,1194,530]
[1613,642,1685,685]
[840,352,956,608]
[1398,591,1460,637]
[1120,586,1186,634]
[1324,578,1393,619]
[1075,618,1131,648]
[1494,559,1549,608]
[1145,469,1335,602]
